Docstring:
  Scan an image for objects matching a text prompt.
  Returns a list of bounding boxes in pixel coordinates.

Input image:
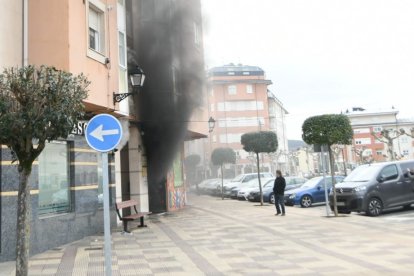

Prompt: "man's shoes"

[281,213,286,216]
[275,213,281,216]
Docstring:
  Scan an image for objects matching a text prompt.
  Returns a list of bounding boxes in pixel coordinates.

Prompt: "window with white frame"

[117,0,128,111]
[355,138,371,145]
[227,85,237,95]
[246,84,253,94]
[218,117,265,128]
[87,0,106,62]
[354,128,370,134]
[400,136,409,143]
[403,150,409,156]
[38,141,70,215]
[219,133,242,143]
[194,22,201,45]
[372,126,382,133]
[217,101,263,112]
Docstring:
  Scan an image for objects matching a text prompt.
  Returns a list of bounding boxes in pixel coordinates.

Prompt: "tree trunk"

[16,165,32,276]
[387,141,394,161]
[256,153,263,206]
[328,146,338,216]
[221,165,224,200]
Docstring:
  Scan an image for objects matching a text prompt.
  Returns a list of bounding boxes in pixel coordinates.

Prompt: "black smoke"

[126,0,205,212]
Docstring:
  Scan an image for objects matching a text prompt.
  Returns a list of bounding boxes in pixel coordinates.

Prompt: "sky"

[201,0,414,140]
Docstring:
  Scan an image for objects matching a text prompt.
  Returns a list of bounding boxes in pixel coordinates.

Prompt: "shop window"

[38,141,70,215]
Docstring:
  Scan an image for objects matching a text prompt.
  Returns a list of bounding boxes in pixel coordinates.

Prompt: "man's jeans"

[275,194,285,214]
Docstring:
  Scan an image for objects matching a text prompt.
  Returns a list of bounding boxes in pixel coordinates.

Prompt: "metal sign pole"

[321,146,330,216]
[85,114,123,276]
[102,152,112,276]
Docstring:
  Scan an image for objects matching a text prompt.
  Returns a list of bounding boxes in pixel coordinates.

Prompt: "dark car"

[330,160,414,216]
[284,176,345,207]
[247,177,307,203]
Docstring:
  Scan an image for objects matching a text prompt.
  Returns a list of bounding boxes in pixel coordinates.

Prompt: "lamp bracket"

[113,92,135,104]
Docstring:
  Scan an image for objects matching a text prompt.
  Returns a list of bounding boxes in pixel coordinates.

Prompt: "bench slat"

[116,200,138,210]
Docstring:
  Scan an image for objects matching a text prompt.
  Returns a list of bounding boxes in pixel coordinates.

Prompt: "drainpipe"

[23,0,28,66]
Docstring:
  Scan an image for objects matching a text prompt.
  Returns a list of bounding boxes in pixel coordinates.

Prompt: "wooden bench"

[115,200,151,233]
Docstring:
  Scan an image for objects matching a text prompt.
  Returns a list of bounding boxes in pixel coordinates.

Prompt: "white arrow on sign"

[90,124,120,142]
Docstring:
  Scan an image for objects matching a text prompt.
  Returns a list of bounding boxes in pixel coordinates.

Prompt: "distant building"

[345,107,414,165]
[206,64,288,176]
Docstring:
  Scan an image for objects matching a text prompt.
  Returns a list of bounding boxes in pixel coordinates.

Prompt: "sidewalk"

[2,195,414,275]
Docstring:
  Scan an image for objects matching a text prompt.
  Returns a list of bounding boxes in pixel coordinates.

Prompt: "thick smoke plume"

[127,0,205,211]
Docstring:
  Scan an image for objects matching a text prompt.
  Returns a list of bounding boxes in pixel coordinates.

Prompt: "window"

[87,0,106,63]
[219,133,243,143]
[354,128,370,134]
[117,0,128,111]
[373,126,383,133]
[228,85,237,95]
[194,22,201,45]
[380,165,398,181]
[376,150,383,156]
[401,137,409,143]
[355,138,371,145]
[403,150,409,156]
[38,141,70,215]
[217,101,263,111]
[246,85,253,94]
[118,32,126,67]
[210,103,215,112]
[218,117,265,128]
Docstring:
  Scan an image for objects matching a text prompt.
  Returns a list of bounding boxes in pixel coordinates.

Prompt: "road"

[2,194,414,275]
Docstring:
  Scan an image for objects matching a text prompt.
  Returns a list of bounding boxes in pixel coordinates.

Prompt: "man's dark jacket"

[273,176,286,195]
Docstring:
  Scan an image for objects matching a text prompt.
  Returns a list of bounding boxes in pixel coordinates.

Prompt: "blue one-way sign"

[85,114,123,152]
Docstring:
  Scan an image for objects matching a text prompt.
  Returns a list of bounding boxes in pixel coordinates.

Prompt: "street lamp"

[113,66,145,104]
[208,117,216,133]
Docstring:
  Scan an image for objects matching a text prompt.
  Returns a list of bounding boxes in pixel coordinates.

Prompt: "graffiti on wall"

[167,153,186,210]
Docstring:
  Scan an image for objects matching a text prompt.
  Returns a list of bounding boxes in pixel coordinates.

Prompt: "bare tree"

[371,129,405,161]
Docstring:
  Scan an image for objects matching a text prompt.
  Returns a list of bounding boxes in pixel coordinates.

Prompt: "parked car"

[248,176,307,203]
[197,179,222,195]
[237,178,274,200]
[330,160,414,216]
[284,176,345,207]
[222,172,274,198]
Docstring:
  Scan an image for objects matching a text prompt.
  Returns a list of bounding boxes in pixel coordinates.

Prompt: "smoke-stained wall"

[126,0,205,212]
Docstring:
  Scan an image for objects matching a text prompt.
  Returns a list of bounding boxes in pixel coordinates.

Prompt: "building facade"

[267,91,289,172]
[1,0,207,261]
[0,0,138,261]
[207,64,288,177]
[345,107,414,166]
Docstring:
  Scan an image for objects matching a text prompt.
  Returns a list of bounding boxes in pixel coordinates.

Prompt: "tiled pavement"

[2,195,414,275]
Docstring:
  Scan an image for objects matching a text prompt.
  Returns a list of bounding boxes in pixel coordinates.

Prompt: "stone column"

[128,126,149,212]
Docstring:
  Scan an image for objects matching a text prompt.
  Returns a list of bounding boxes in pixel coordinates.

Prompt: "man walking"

[273,170,286,216]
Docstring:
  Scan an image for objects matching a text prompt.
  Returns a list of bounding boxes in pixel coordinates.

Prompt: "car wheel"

[270,193,275,204]
[300,195,312,208]
[366,198,383,216]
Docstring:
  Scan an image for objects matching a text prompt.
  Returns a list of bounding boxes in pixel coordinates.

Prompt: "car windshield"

[344,165,382,182]
[231,174,245,182]
[300,177,322,188]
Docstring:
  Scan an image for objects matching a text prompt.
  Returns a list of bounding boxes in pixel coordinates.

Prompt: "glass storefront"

[38,141,70,215]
